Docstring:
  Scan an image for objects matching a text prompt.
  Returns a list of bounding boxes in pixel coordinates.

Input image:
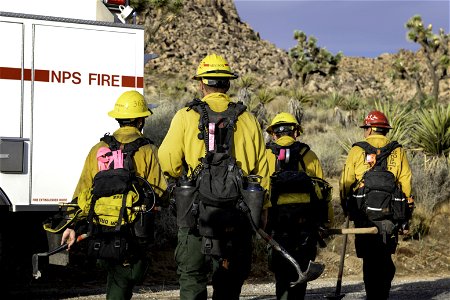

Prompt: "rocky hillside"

[143,0,449,102]
[144,0,290,85]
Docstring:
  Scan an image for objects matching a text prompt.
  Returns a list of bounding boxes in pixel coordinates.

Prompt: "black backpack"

[185,99,253,256]
[81,134,156,261]
[350,141,410,235]
[267,141,331,232]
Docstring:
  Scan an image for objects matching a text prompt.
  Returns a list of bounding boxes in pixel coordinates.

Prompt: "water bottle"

[242,175,265,228]
[174,175,197,228]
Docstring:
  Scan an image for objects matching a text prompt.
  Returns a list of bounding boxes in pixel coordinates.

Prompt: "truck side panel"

[0,14,144,211]
[0,20,31,206]
[0,21,23,137]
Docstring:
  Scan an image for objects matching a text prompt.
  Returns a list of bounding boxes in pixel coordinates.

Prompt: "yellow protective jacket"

[158,92,269,191]
[265,136,333,224]
[73,126,167,200]
[339,134,412,203]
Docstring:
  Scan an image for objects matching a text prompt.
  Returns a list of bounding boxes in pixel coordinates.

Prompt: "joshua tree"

[391,50,427,102]
[289,30,342,86]
[404,15,450,104]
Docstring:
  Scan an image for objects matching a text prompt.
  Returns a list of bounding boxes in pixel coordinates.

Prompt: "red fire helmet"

[360,110,392,129]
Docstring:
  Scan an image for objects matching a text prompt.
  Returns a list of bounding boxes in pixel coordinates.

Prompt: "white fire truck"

[0,0,146,277]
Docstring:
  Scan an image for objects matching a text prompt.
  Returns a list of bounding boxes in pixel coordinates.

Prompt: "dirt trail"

[10,275,450,299]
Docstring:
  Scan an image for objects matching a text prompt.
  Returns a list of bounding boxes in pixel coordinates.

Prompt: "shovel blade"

[303,260,325,282]
[291,260,325,286]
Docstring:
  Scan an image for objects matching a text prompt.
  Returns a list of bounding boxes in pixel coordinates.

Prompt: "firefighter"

[61,90,167,300]
[339,110,414,300]
[264,112,333,300]
[158,53,269,300]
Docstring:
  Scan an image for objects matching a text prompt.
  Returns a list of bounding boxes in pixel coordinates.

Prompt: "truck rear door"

[0,13,144,211]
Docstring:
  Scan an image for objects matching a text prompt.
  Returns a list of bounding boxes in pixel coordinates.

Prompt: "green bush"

[374,99,413,146]
[341,92,362,111]
[288,89,313,106]
[409,104,450,156]
[323,92,345,109]
[236,74,257,89]
[255,88,276,104]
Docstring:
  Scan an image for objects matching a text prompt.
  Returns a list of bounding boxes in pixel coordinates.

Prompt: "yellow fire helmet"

[266,112,303,135]
[108,90,152,119]
[192,54,238,85]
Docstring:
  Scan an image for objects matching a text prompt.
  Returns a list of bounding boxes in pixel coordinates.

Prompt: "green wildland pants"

[104,259,148,300]
[175,228,252,300]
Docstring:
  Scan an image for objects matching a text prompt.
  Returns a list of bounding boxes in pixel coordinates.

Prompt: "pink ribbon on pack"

[208,123,215,151]
[278,148,286,161]
[112,149,123,169]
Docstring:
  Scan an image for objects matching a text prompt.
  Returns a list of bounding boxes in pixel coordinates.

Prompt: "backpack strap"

[353,141,401,168]
[221,102,247,155]
[186,98,247,155]
[377,141,401,166]
[297,143,310,171]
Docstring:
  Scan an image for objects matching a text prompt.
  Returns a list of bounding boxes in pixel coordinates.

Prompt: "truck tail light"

[103,0,126,6]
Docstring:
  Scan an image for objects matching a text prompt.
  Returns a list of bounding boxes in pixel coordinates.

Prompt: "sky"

[234,0,450,58]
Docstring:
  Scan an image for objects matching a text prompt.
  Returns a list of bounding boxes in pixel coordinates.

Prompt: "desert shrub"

[255,88,276,104]
[409,104,450,156]
[144,99,185,146]
[272,86,290,97]
[264,96,289,117]
[236,74,257,89]
[335,126,361,155]
[304,130,346,178]
[148,78,193,103]
[322,92,345,109]
[408,153,450,238]
[301,106,332,125]
[408,206,432,240]
[374,99,413,146]
[341,92,362,111]
[409,153,450,212]
[288,89,313,106]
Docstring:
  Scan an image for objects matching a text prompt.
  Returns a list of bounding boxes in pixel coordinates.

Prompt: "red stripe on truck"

[35,69,50,82]
[0,67,22,80]
[0,67,143,88]
[122,76,144,88]
[0,67,49,81]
